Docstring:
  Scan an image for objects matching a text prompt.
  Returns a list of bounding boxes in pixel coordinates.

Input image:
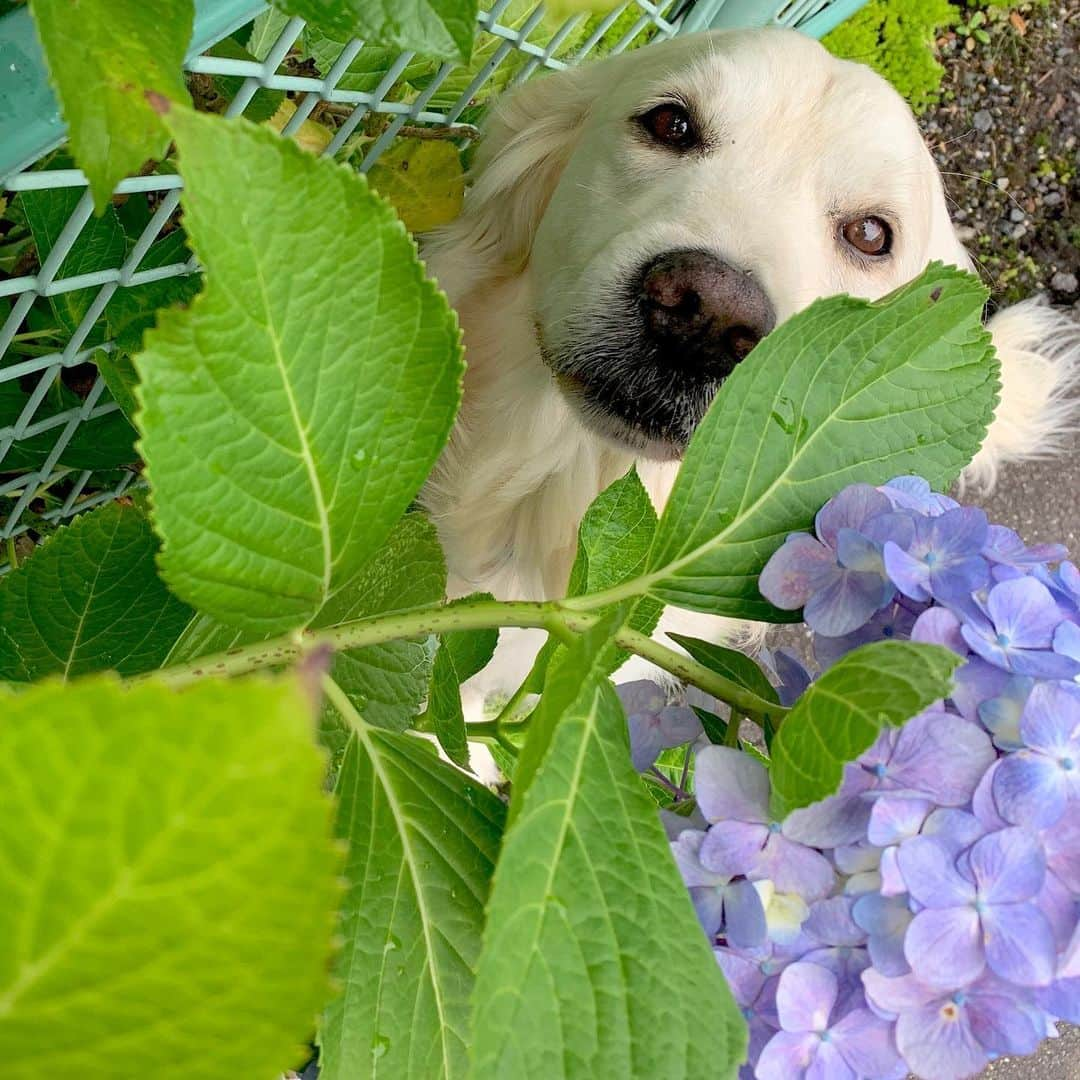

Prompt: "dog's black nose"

[639,250,776,375]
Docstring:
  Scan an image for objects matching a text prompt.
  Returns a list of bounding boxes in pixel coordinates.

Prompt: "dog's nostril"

[724,326,760,361]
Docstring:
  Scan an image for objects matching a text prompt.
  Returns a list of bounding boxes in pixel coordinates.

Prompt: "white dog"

[421,28,1078,699]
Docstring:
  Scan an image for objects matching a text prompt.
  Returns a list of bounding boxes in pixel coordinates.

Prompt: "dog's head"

[433,28,973,458]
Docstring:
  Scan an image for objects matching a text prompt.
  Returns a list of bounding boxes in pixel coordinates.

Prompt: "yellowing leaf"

[367,139,465,233]
[267,99,334,155]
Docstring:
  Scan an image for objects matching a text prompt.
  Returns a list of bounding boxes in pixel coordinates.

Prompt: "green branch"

[152,595,786,725]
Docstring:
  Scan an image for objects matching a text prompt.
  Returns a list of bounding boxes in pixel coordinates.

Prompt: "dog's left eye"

[841,215,893,257]
[639,104,698,150]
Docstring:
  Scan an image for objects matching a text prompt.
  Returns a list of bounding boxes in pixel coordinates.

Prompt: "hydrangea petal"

[671,829,725,889]
[803,896,866,948]
[784,791,871,849]
[889,713,995,806]
[981,902,1057,987]
[627,714,666,772]
[725,878,769,950]
[854,895,912,977]
[1053,619,1080,665]
[759,834,837,901]
[1019,680,1080,753]
[690,886,727,937]
[905,907,985,988]
[756,1030,819,1080]
[896,838,974,908]
[816,484,892,547]
[967,827,1045,904]
[883,541,933,602]
[804,569,890,637]
[868,797,935,846]
[912,607,967,656]
[759,533,837,610]
[695,745,770,824]
[776,962,839,1032]
[992,751,1068,829]
[987,577,1063,649]
[700,820,768,878]
[895,1000,987,1080]
[966,979,1044,1055]
[831,1008,905,1079]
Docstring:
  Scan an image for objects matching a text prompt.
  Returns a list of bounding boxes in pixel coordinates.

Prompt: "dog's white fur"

[421,29,1078,699]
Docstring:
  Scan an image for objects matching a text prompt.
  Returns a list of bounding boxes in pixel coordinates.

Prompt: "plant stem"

[725,707,743,747]
[151,595,786,724]
[648,766,685,801]
[5,536,17,570]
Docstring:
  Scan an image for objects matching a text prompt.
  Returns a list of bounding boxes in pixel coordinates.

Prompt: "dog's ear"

[926,195,1079,491]
[425,64,598,279]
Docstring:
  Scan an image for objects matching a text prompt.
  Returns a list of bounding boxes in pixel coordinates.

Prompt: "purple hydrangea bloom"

[976,675,1034,750]
[671,829,767,948]
[853,893,913,978]
[797,896,872,1015]
[616,680,702,772]
[960,577,1079,679]
[756,963,904,1080]
[863,969,1045,1080]
[758,485,903,637]
[1054,619,1080,668]
[883,508,990,604]
[695,747,836,901]
[990,680,1080,828]
[897,829,1056,989]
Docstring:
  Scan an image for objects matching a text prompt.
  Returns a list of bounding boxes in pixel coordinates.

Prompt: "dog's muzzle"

[544,249,776,457]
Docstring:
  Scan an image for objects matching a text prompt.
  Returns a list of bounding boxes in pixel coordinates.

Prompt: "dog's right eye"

[639,104,698,150]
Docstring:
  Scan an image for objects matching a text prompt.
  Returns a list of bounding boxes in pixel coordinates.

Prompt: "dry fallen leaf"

[1010,11,1027,35]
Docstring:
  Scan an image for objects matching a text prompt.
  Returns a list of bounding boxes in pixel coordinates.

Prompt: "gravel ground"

[922,0,1079,310]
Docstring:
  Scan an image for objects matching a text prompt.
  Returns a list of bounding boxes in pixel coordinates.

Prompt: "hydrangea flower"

[897,829,1056,989]
[663,477,1080,1080]
[756,963,904,1080]
[695,746,836,901]
[990,680,1080,827]
[863,970,1045,1080]
[616,679,702,771]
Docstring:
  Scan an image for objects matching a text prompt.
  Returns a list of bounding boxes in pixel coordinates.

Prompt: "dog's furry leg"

[963,298,1080,492]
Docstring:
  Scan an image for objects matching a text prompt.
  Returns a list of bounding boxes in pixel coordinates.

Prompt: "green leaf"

[0,674,340,1077]
[22,185,126,336]
[249,7,295,60]
[367,140,466,233]
[0,376,138,472]
[667,634,779,706]
[305,25,430,94]
[0,500,193,681]
[769,640,961,818]
[471,642,745,1078]
[427,600,498,766]
[27,0,193,209]
[646,265,998,619]
[320,722,505,1080]
[136,105,462,633]
[106,229,201,354]
[167,514,447,732]
[206,38,285,123]
[275,0,478,63]
[527,468,661,693]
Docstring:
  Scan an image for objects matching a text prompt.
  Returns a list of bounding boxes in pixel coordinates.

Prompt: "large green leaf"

[0,500,193,681]
[471,626,745,1079]
[320,721,505,1080]
[0,674,340,1078]
[645,266,998,619]
[275,0,478,63]
[137,104,462,633]
[769,640,961,818]
[166,513,447,732]
[27,0,193,209]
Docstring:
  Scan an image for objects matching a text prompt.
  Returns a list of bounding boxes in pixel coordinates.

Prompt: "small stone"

[995,177,1009,190]
[1051,271,1079,295]
[973,109,994,133]
[1009,207,1026,223]
[1045,192,1063,207]
[1010,224,1027,241]
[956,225,978,243]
